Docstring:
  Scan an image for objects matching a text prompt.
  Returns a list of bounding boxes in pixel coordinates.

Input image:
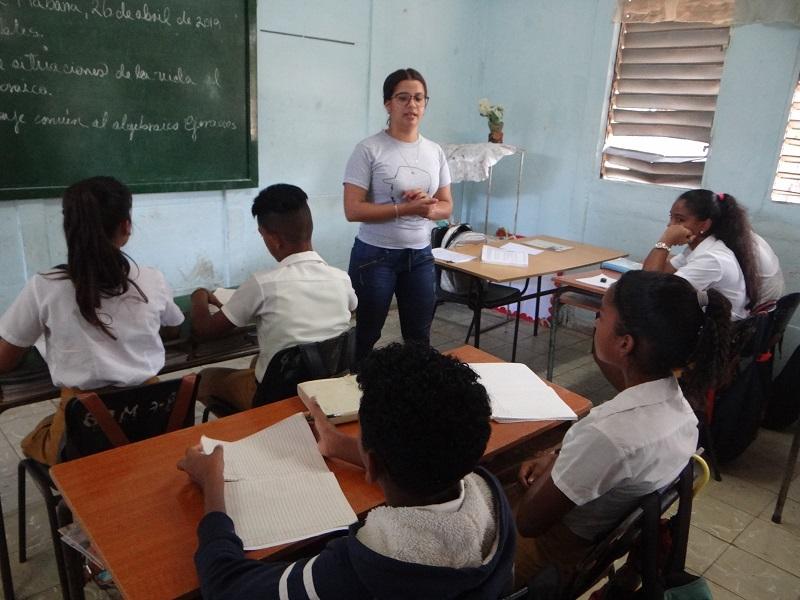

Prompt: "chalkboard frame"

[0,0,259,201]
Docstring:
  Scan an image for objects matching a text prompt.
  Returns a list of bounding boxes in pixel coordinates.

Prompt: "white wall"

[3,0,799,358]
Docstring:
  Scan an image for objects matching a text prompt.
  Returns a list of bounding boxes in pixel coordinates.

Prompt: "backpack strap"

[76,393,130,447]
[166,374,198,433]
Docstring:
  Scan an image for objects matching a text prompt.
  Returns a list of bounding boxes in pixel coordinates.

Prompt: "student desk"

[434,235,626,352]
[546,268,621,380]
[0,294,259,416]
[50,345,592,600]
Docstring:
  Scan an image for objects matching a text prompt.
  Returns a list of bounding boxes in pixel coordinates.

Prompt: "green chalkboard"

[0,0,257,200]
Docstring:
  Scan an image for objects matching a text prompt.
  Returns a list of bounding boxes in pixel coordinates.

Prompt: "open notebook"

[201,413,357,550]
[468,363,578,422]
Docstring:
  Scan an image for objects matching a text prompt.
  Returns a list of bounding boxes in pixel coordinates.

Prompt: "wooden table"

[51,345,592,600]
[546,268,621,380]
[434,235,626,352]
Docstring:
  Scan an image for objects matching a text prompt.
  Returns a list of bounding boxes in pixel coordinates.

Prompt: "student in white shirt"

[0,176,184,465]
[191,184,356,411]
[515,271,732,584]
[643,189,758,321]
[751,231,785,307]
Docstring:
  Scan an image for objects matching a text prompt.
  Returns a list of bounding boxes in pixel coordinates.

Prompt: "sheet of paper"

[209,287,236,314]
[500,241,543,256]
[225,472,357,550]
[432,247,476,263]
[522,238,573,252]
[468,363,578,422]
[201,413,328,482]
[576,274,617,289]
[480,245,528,267]
[201,413,358,550]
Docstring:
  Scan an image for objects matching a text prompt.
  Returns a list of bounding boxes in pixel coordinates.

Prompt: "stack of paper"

[481,245,528,267]
[468,363,578,423]
[201,413,357,550]
[298,374,361,424]
[431,247,476,263]
[523,239,573,252]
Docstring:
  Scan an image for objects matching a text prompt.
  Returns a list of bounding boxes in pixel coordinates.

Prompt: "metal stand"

[482,148,526,236]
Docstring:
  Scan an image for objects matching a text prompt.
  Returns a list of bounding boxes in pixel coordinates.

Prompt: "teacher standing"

[343,68,453,361]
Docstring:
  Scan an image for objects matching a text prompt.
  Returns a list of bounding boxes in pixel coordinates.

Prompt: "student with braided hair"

[643,188,757,320]
[515,270,731,584]
[0,176,184,465]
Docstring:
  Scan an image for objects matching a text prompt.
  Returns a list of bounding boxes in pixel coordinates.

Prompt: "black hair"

[611,270,732,405]
[357,343,491,497]
[56,176,146,339]
[382,68,427,102]
[250,183,312,244]
[677,189,758,309]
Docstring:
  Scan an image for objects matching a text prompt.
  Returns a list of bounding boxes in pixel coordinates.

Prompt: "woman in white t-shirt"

[343,68,453,361]
[0,176,184,465]
[515,270,732,583]
[642,189,759,321]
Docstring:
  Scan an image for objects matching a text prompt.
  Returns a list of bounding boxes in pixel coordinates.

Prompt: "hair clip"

[716,192,725,202]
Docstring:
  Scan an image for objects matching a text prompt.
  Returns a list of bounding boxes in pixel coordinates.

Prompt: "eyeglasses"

[391,93,429,106]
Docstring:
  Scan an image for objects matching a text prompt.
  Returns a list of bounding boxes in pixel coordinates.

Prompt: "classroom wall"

[2,0,799,355]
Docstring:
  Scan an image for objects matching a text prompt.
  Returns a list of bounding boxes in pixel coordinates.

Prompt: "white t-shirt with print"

[552,377,698,541]
[343,130,451,250]
[0,266,184,389]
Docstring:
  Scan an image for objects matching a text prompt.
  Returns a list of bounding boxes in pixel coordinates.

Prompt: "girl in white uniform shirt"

[515,270,732,583]
[643,189,758,321]
[0,177,184,465]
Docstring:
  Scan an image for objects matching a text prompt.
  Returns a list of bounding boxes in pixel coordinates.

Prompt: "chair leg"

[772,421,800,524]
[17,462,26,562]
[0,496,15,600]
[202,406,211,423]
[511,301,521,362]
[43,494,71,600]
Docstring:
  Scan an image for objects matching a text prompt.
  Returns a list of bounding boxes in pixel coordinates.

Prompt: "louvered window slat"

[602,22,730,188]
[772,80,800,203]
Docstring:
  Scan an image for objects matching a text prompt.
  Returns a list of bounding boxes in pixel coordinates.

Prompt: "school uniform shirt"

[194,467,515,600]
[670,235,749,320]
[221,251,357,382]
[0,266,183,389]
[343,130,452,250]
[752,232,785,306]
[552,377,698,541]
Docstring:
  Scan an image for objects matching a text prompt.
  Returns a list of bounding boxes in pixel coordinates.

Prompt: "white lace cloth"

[442,143,520,183]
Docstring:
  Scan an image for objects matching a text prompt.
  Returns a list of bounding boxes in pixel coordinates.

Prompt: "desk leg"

[0,496,14,600]
[547,292,560,381]
[533,276,543,337]
[473,281,484,349]
[772,422,800,524]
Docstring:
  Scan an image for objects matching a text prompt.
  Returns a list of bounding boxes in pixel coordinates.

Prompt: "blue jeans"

[348,238,436,361]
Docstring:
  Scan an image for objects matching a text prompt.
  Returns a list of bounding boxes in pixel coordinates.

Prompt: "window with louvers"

[601,22,730,188]
[772,78,800,204]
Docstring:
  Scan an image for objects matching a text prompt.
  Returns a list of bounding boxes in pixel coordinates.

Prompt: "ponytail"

[681,288,732,404]
[57,176,146,339]
[677,189,759,309]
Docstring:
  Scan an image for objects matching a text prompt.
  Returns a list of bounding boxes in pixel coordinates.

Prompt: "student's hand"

[518,454,556,489]
[401,189,438,217]
[177,443,224,491]
[659,224,694,247]
[307,398,338,457]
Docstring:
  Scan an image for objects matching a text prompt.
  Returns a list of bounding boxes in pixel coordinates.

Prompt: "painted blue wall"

[2,0,799,353]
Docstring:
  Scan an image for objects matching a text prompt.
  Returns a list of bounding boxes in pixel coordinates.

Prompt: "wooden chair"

[202,328,356,421]
[15,374,199,600]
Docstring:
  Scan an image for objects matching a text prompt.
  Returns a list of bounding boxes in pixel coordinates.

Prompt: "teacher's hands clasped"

[401,188,438,218]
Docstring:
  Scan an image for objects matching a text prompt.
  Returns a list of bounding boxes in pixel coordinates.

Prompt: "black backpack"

[762,344,800,430]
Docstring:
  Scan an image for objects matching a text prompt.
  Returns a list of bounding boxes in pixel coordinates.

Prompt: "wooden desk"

[51,345,592,600]
[546,268,621,380]
[435,235,626,351]
[0,295,259,416]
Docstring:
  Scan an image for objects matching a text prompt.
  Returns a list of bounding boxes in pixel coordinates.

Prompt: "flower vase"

[488,121,504,143]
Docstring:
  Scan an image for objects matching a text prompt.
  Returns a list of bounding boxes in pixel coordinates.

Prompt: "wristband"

[653,241,671,252]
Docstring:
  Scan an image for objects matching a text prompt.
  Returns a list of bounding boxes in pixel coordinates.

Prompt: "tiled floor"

[0,303,797,599]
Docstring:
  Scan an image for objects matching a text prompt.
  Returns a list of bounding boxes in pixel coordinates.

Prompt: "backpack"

[431,223,487,294]
[762,344,800,430]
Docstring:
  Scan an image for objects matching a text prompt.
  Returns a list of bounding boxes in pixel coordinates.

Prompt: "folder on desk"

[468,363,578,422]
[481,245,528,267]
[201,413,357,550]
[297,374,361,424]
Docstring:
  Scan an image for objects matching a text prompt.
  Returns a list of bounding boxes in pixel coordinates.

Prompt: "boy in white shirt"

[191,184,356,410]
